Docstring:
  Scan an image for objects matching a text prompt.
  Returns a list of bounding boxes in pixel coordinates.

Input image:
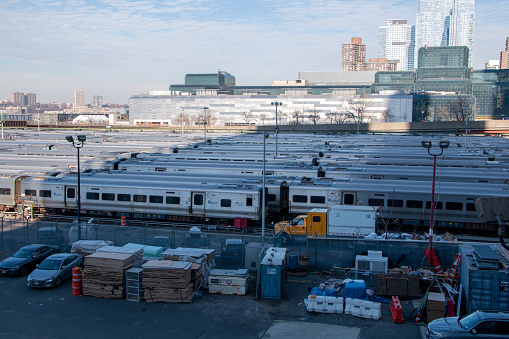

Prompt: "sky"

[0,0,507,105]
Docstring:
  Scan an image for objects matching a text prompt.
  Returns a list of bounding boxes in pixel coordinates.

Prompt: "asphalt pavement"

[0,251,427,339]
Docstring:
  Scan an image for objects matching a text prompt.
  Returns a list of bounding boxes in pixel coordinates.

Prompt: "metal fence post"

[1,216,3,252]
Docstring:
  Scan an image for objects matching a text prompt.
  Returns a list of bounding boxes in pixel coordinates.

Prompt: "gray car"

[27,253,83,288]
[426,310,509,338]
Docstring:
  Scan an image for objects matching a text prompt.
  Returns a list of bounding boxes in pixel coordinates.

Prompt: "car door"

[61,256,76,280]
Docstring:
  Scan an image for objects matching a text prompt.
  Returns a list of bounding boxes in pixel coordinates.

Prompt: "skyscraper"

[500,37,509,69]
[415,0,475,68]
[11,92,36,106]
[74,89,86,108]
[342,38,366,71]
[378,20,415,71]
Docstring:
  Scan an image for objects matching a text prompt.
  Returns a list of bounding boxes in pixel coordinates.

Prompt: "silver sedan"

[27,253,84,288]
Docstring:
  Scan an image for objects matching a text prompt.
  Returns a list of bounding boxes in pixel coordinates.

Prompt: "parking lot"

[0,247,426,339]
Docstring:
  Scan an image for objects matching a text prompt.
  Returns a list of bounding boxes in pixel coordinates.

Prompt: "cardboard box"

[427,292,445,311]
[427,309,444,322]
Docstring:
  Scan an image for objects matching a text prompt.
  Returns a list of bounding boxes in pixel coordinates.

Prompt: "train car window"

[466,203,476,211]
[193,194,203,205]
[268,194,276,202]
[0,188,11,195]
[446,202,463,210]
[86,192,99,200]
[310,196,326,204]
[246,197,253,206]
[387,199,403,207]
[117,194,131,202]
[368,199,384,206]
[166,196,180,204]
[149,196,163,204]
[292,195,307,203]
[426,201,443,209]
[39,190,51,198]
[102,193,115,201]
[154,168,166,172]
[133,195,147,203]
[25,189,37,197]
[220,199,231,207]
[406,200,423,208]
[343,193,355,205]
[67,188,75,199]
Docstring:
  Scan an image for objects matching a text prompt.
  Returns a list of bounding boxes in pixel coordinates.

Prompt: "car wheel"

[20,266,28,276]
[54,277,62,288]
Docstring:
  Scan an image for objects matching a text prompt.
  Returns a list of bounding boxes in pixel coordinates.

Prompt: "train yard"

[0,129,509,237]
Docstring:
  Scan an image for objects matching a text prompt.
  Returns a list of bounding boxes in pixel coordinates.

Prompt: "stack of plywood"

[142,260,194,303]
[71,240,113,256]
[162,248,216,289]
[82,252,134,299]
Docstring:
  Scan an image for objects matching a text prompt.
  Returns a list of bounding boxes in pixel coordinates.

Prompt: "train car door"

[65,186,77,207]
[342,192,357,205]
[191,192,205,215]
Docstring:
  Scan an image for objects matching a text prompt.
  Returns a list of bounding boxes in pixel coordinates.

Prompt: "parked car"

[426,310,509,338]
[221,239,245,267]
[0,244,60,276]
[27,253,83,288]
[36,226,65,248]
[150,236,172,251]
[184,227,209,249]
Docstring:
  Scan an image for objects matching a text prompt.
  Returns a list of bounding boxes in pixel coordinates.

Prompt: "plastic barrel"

[288,254,299,270]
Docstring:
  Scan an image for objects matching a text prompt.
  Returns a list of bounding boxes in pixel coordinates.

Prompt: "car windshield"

[13,249,34,258]
[38,259,63,270]
[459,312,482,330]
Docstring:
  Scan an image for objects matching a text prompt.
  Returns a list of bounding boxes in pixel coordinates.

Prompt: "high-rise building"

[500,37,509,69]
[485,60,500,70]
[378,20,415,71]
[74,89,86,108]
[415,0,475,68]
[342,38,366,71]
[11,92,36,106]
[92,95,103,107]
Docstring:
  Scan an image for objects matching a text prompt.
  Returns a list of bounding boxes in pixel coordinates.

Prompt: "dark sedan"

[0,244,60,276]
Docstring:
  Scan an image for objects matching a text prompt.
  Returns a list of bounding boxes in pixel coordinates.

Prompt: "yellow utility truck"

[275,205,379,243]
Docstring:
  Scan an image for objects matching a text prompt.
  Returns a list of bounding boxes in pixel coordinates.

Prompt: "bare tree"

[194,110,216,126]
[292,110,304,125]
[381,109,395,123]
[341,95,372,133]
[259,113,267,125]
[415,99,429,122]
[450,97,474,122]
[278,111,288,125]
[308,108,321,125]
[243,111,254,125]
[173,111,191,127]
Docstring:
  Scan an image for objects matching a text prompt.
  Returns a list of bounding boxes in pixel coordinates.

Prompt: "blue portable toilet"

[260,247,287,300]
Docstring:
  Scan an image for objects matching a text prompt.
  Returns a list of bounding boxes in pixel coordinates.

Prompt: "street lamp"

[421,140,449,267]
[271,101,282,157]
[202,107,208,144]
[37,109,40,133]
[66,134,86,240]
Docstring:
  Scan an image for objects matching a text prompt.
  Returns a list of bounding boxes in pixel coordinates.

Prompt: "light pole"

[37,109,40,133]
[421,140,449,266]
[1,110,3,140]
[181,109,185,135]
[66,134,86,240]
[262,133,269,240]
[271,101,282,157]
[202,107,208,144]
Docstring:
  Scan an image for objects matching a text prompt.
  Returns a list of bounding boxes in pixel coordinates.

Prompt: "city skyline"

[0,0,507,105]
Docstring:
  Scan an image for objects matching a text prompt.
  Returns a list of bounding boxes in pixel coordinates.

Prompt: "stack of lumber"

[71,240,113,256]
[162,248,216,288]
[82,252,134,299]
[97,246,144,268]
[142,260,194,303]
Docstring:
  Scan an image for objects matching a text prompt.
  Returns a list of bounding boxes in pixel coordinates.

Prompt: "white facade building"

[378,20,415,71]
[415,0,475,68]
[74,89,86,108]
[128,91,414,127]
